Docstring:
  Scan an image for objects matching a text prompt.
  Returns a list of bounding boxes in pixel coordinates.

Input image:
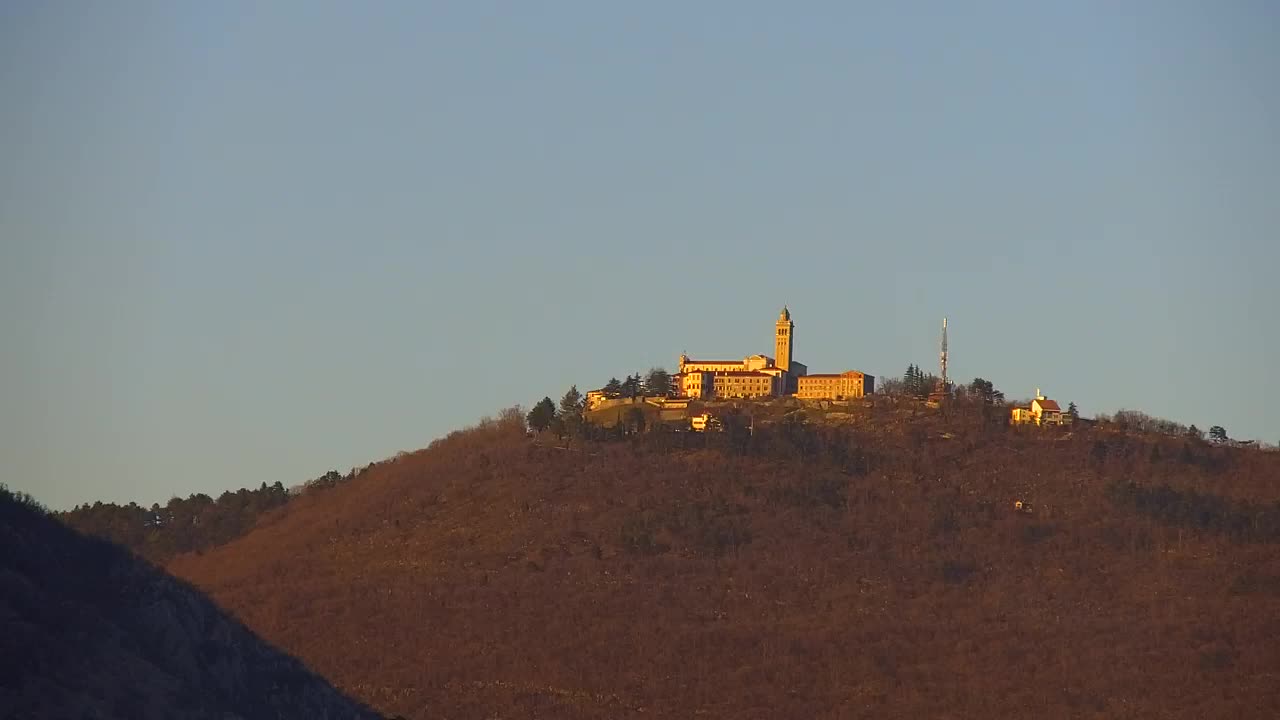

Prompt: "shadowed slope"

[172,418,1280,719]
[0,487,382,720]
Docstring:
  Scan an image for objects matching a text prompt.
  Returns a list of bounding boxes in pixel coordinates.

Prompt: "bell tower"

[775,306,794,372]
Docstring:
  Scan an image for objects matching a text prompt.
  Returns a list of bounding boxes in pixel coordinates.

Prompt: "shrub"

[940,559,979,585]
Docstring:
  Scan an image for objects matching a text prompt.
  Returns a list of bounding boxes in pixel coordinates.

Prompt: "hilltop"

[0,486,381,720]
[167,406,1280,719]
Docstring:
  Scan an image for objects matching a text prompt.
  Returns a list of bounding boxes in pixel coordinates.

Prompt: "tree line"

[59,469,357,563]
[526,386,585,437]
[527,368,675,438]
[1094,410,1230,443]
[600,368,673,399]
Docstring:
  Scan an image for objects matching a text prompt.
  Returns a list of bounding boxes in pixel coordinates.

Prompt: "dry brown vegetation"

[169,407,1280,719]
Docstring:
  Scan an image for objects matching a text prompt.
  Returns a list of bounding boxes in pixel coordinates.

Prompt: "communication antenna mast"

[939,317,949,389]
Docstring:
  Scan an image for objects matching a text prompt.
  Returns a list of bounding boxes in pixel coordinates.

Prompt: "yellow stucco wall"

[711,373,776,399]
[775,311,793,372]
[796,371,868,400]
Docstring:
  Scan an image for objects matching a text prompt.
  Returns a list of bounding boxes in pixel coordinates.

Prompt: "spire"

[779,305,791,321]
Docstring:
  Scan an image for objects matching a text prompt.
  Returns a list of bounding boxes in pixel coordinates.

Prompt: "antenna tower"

[939,317,949,389]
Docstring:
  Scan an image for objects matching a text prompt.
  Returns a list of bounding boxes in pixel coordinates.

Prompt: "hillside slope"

[0,487,380,720]
[170,414,1280,719]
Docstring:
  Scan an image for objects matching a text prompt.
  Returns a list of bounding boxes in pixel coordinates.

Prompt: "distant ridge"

[0,485,381,720]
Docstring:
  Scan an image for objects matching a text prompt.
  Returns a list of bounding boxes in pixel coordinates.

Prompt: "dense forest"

[59,470,355,563]
[166,400,1280,719]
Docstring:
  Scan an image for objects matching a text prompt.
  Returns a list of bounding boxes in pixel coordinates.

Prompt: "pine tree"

[644,368,672,397]
[969,378,1002,405]
[559,386,584,436]
[621,374,641,399]
[526,397,557,433]
[905,365,931,397]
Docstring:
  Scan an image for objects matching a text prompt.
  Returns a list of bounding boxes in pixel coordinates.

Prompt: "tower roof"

[779,306,791,321]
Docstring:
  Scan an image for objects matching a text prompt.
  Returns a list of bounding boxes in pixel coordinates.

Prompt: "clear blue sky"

[2,2,1277,509]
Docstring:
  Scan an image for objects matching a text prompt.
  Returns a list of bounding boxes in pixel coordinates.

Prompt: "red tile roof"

[800,371,866,380]
[1035,399,1062,412]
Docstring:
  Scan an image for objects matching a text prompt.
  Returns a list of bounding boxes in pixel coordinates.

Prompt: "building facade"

[796,370,874,400]
[589,305,879,419]
[585,390,608,411]
[1011,391,1066,426]
[711,371,779,399]
[674,306,881,401]
[677,308,807,400]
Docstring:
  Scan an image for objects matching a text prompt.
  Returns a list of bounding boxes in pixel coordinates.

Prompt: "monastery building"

[677,307,874,401]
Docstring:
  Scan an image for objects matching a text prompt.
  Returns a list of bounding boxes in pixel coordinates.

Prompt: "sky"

[2,1,1277,510]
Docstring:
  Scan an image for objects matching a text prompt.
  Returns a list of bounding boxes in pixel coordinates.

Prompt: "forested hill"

[60,470,356,564]
[168,405,1280,719]
[0,485,381,720]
